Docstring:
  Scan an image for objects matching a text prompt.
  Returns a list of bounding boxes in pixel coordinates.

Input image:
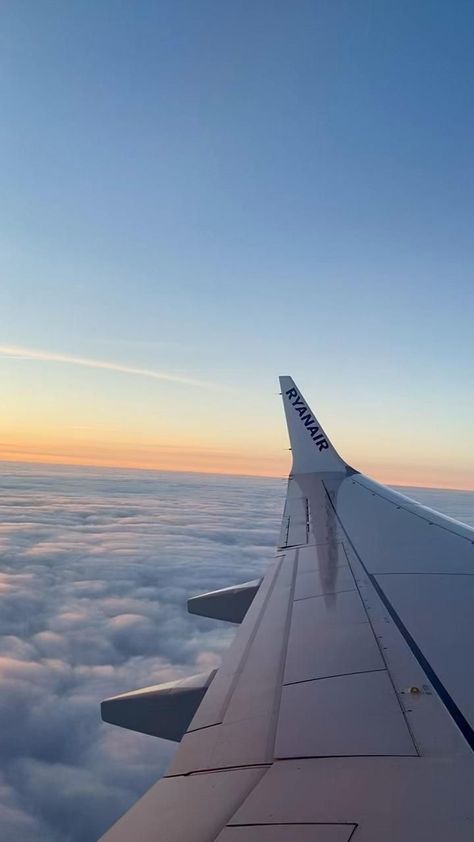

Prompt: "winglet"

[279,376,347,475]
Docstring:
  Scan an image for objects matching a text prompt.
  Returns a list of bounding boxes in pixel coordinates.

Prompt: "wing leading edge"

[100,377,474,841]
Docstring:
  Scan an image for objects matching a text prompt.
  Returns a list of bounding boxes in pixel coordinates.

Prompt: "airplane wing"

[100,377,474,841]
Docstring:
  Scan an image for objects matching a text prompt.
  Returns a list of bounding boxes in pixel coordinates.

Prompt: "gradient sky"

[1,1,473,488]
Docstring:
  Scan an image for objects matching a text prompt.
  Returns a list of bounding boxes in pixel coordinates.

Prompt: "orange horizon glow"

[1,442,473,491]
[2,351,473,492]
[0,433,288,479]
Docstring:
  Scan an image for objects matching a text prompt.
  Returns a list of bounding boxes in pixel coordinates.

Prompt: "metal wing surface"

[100,377,474,841]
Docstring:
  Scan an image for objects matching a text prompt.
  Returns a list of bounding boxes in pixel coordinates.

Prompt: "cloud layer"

[0,464,285,841]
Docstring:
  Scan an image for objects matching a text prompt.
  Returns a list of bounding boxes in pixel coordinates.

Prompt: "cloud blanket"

[0,464,284,841]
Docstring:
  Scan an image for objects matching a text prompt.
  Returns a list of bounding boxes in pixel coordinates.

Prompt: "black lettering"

[288,398,330,454]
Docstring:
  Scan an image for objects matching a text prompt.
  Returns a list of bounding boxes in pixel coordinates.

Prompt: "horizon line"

[0,454,472,493]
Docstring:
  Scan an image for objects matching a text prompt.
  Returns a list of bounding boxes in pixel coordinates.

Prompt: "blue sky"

[1,1,473,486]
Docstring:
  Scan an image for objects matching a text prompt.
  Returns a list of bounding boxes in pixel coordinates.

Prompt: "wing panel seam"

[282,668,387,687]
[324,483,474,753]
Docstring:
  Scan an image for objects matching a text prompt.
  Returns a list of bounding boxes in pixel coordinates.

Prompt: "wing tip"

[279,375,347,475]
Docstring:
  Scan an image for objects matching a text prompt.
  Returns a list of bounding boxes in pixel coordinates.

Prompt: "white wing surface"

[100,377,474,841]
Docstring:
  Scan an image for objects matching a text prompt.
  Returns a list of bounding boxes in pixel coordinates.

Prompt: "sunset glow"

[1,340,473,488]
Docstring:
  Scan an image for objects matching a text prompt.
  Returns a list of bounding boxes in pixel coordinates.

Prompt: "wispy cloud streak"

[0,345,215,388]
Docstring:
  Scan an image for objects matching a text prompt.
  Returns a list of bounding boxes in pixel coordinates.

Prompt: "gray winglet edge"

[279,375,354,475]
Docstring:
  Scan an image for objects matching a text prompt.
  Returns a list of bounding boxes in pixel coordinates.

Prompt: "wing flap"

[227,757,474,838]
[167,551,296,775]
[99,767,266,842]
[276,670,417,758]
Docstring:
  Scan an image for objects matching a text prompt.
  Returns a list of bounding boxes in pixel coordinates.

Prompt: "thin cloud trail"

[0,345,217,389]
